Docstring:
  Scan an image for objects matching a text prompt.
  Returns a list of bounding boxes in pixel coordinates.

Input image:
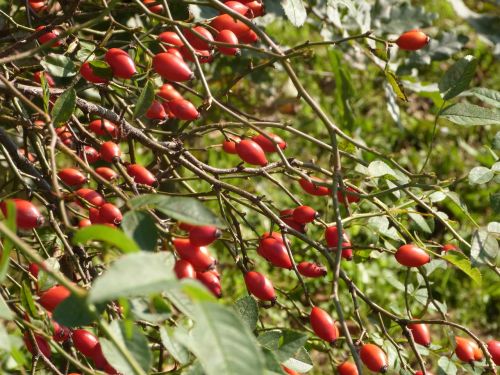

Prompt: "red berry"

[338,361,358,375]
[245,1,264,17]
[239,28,259,44]
[236,139,268,166]
[166,98,200,120]
[79,218,92,227]
[360,343,388,373]
[95,167,119,181]
[89,207,100,224]
[396,30,430,51]
[34,71,55,87]
[455,336,475,363]
[143,0,163,13]
[292,206,317,224]
[146,100,168,120]
[297,261,327,278]
[100,141,121,162]
[80,146,101,163]
[223,1,249,15]
[188,226,221,246]
[244,271,276,301]
[126,164,157,186]
[0,199,43,230]
[196,271,222,298]
[75,188,105,207]
[487,340,500,365]
[98,203,122,225]
[89,119,119,138]
[216,29,240,56]
[337,186,360,203]
[80,62,109,84]
[395,244,430,267]
[222,135,240,154]
[24,332,51,358]
[324,226,352,260]
[408,323,431,347]
[183,26,214,51]
[158,83,183,101]
[441,243,457,253]
[280,209,306,233]
[179,46,214,64]
[178,222,196,231]
[415,371,433,375]
[173,238,216,272]
[167,47,184,60]
[210,14,250,38]
[310,306,339,344]
[158,31,184,47]
[298,177,331,196]
[29,1,47,13]
[52,320,71,342]
[257,237,292,269]
[260,231,285,242]
[36,26,61,46]
[105,48,136,79]
[251,133,286,153]
[153,53,194,82]
[58,168,87,186]
[39,285,70,312]
[73,329,99,357]
[28,263,40,278]
[174,259,196,279]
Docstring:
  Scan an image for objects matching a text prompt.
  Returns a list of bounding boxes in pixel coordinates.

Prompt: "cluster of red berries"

[172,223,222,297]
[222,132,286,166]
[23,274,117,374]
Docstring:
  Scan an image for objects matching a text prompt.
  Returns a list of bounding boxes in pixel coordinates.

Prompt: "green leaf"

[41,54,77,78]
[72,224,140,253]
[262,348,286,374]
[437,356,457,375]
[257,329,307,362]
[0,200,16,282]
[234,296,259,331]
[89,252,176,303]
[129,194,226,228]
[438,55,477,100]
[37,257,60,291]
[100,320,152,375]
[121,211,158,252]
[160,326,190,365]
[20,281,38,318]
[368,161,398,179]
[385,69,408,101]
[133,81,155,119]
[40,72,50,114]
[281,347,313,373]
[181,278,217,302]
[463,87,500,108]
[53,294,96,327]
[51,88,76,125]
[468,166,494,184]
[175,302,266,375]
[442,252,482,285]
[0,324,10,351]
[440,103,500,126]
[470,228,499,266]
[280,0,307,27]
[408,212,433,234]
[0,294,13,320]
[89,60,113,79]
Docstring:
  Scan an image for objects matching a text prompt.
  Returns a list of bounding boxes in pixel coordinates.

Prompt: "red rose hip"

[236,139,268,166]
[309,306,339,344]
[244,271,275,301]
[105,48,136,79]
[360,343,388,373]
[395,244,430,267]
[396,30,430,51]
[188,225,221,246]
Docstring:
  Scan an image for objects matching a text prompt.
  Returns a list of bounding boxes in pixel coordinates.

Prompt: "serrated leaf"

[51,88,76,125]
[437,356,457,375]
[385,69,408,101]
[175,302,266,375]
[470,228,499,266]
[258,329,307,362]
[234,296,259,331]
[443,252,482,285]
[440,103,500,126]
[281,0,307,27]
[121,211,158,252]
[408,212,433,234]
[129,194,226,228]
[89,252,176,303]
[53,294,96,327]
[133,81,155,119]
[463,87,500,108]
[41,54,77,78]
[438,55,477,100]
[281,347,313,373]
[72,224,140,253]
[468,166,494,184]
